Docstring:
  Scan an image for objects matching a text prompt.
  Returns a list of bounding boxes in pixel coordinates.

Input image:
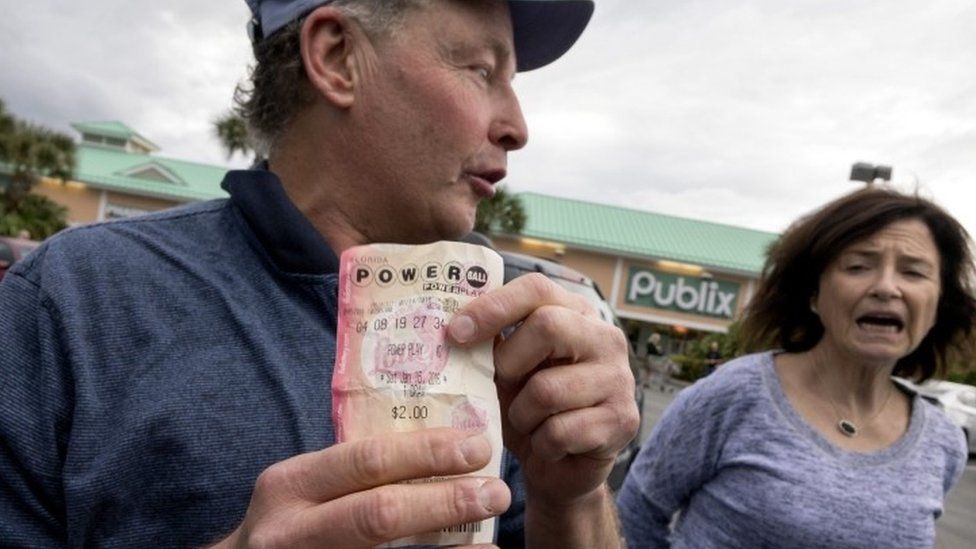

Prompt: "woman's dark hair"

[741,186,976,382]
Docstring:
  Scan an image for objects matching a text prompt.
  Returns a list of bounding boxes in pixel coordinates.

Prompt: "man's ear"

[301,7,358,108]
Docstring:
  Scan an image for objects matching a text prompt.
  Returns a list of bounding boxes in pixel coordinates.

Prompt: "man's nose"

[489,86,528,151]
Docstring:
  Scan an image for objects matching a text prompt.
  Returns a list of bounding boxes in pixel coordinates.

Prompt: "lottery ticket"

[333,241,504,547]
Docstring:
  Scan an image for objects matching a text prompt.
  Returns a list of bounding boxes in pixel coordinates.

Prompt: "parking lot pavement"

[638,385,976,548]
[936,459,976,549]
[637,382,681,443]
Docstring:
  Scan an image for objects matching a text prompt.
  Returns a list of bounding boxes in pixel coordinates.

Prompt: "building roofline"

[493,230,763,277]
[516,191,779,238]
[71,121,160,152]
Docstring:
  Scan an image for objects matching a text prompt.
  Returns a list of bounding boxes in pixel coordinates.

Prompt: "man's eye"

[473,66,492,80]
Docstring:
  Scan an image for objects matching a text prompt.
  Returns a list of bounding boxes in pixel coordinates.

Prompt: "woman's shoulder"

[701,351,772,387]
[913,396,969,489]
[916,397,968,454]
[651,352,779,451]
[679,351,774,407]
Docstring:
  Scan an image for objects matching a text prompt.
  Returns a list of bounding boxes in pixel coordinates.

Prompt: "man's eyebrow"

[486,35,513,60]
[444,36,513,63]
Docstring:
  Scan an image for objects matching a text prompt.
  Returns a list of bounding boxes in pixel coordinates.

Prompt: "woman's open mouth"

[856,313,904,334]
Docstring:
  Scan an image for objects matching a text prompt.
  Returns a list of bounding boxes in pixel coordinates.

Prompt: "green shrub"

[670,355,703,382]
[946,370,976,387]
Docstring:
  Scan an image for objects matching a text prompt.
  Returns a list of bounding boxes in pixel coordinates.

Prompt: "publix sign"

[626,267,740,319]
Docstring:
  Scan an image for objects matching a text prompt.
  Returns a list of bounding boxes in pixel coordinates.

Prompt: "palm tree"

[213,110,254,162]
[475,186,526,235]
[0,98,74,239]
[0,193,69,239]
[0,99,14,143]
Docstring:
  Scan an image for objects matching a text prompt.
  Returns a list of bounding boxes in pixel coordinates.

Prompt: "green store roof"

[74,143,228,202]
[513,192,779,275]
[71,121,159,150]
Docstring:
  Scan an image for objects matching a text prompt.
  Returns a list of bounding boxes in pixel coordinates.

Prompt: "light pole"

[850,162,892,186]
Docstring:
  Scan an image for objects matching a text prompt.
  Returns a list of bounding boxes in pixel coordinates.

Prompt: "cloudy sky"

[3,0,975,236]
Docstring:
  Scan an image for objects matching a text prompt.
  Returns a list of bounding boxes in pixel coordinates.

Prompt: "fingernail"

[460,434,491,466]
[449,315,476,343]
[476,478,510,514]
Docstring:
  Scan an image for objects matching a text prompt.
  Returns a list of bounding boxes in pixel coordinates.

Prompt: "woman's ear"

[300,7,358,108]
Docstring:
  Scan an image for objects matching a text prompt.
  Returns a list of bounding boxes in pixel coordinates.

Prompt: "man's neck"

[268,116,371,254]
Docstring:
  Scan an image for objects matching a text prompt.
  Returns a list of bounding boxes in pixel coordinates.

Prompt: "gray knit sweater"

[617,352,967,548]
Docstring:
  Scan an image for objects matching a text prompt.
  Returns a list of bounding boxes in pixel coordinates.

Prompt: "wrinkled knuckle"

[531,306,563,338]
[617,400,642,436]
[573,293,597,316]
[543,413,572,447]
[556,413,576,439]
[611,361,635,389]
[425,432,460,471]
[532,420,571,461]
[351,438,389,483]
[595,324,628,357]
[607,325,629,351]
[358,489,403,542]
[246,529,291,549]
[625,409,641,436]
[253,461,291,497]
[451,479,481,517]
[524,272,557,300]
[480,290,512,324]
[525,372,562,413]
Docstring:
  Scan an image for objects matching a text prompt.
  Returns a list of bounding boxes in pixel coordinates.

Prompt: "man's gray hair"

[236,0,428,157]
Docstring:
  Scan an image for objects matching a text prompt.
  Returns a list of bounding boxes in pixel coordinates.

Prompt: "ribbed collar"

[221,168,339,275]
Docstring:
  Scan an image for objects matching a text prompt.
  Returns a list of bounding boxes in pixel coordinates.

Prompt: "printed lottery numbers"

[356,315,446,334]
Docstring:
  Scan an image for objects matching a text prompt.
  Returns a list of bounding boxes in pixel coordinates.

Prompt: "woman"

[644,333,666,389]
[618,187,974,548]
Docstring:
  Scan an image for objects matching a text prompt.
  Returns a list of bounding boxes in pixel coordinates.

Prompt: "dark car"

[0,237,40,282]
[497,249,645,491]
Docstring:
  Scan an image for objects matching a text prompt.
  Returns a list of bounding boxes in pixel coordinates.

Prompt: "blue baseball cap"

[245,0,594,71]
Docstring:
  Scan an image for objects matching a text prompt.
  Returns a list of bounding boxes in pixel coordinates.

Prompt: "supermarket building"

[490,194,777,349]
[30,122,778,346]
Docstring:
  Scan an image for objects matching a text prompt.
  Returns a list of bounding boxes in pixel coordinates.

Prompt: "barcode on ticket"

[441,521,483,534]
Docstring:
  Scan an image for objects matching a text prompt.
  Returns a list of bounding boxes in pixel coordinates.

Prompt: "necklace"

[813,365,895,438]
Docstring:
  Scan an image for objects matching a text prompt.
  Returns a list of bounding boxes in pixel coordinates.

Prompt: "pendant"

[838,419,858,437]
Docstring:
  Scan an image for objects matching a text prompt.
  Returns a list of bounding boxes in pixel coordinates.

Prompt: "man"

[0,0,639,546]
[704,340,722,376]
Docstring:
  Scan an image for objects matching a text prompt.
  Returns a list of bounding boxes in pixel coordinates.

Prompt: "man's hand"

[214,429,509,549]
[449,273,640,546]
